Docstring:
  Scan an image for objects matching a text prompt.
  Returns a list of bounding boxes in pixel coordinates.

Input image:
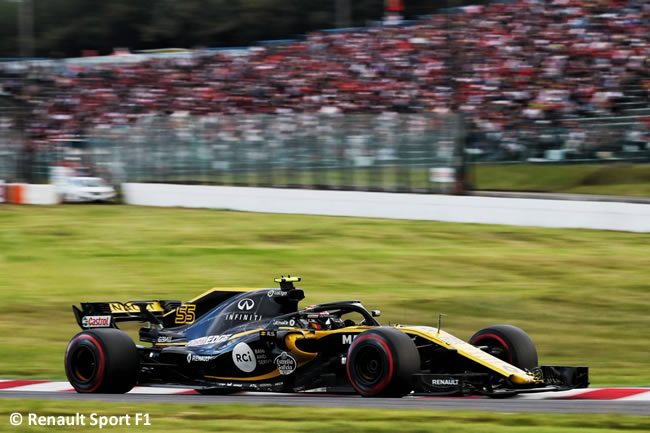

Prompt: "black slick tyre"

[469,324,538,370]
[64,329,139,393]
[346,327,420,397]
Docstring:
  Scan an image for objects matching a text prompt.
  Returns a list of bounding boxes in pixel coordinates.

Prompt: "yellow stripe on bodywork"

[205,360,311,382]
[399,325,537,385]
[230,329,264,339]
[284,333,318,362]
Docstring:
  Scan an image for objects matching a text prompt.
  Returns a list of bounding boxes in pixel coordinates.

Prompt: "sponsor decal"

[274,352,297,376]
[273,319,296,326]
[157,336,172,343]
[225,313,262,321]
[175,305,196,324]
[232,342,256,372]
[431,378,459,386]
[186,335,230,347]
[237,298,255,311]
[254,348,272,365]
[260,330,277,337]
[109,302,163,314]
[342,334,357,345]
[307,311,329,319]
[267,290,288,297]
[81,316,111,328]
[187,353,218,363]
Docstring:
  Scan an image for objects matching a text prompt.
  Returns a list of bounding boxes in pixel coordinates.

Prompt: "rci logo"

[237,298,255,311]
[232,342,256,372]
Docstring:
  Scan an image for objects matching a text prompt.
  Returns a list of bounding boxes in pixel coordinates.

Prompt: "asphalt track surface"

[1,391,648,415]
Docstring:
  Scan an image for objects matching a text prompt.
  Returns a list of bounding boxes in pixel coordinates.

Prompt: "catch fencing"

[83,112,466,193]
[2,110,649,191]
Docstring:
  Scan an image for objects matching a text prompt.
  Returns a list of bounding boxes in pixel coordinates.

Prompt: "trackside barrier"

[2,184,58,205]
[25,184,58,205]
[0,180,4,203]
[6,184,25,204]
[122,183,650,233]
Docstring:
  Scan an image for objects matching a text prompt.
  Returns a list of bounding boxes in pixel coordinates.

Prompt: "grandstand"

[0,0,648,189]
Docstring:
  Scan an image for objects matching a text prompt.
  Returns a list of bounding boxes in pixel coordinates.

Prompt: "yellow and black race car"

[65,276,588,397]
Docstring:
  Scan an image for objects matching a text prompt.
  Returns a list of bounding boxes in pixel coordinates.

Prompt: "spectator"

[0,0,647,158]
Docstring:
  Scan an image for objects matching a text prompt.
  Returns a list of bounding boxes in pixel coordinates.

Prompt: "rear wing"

[73,300,182,330]
[72,288,249,330]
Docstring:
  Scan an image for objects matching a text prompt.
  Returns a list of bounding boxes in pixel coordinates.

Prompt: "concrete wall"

[122,183,650,232]
[25,184,59,205]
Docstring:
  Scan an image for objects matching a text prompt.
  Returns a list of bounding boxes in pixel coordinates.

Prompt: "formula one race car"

[65,277,588,397]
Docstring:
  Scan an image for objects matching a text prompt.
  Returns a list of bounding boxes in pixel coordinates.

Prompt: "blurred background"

[0,0,649,196]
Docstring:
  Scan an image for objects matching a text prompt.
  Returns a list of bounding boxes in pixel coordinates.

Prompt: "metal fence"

[466,118,650,164]
[2,111,649,192]
[83,113,465,192]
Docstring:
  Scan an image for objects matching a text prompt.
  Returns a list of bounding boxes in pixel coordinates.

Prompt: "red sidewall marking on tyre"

[471,333,513,364]
[347,334,394,396]
[65,334,106,393]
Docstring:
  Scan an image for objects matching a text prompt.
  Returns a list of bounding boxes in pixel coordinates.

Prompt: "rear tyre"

[469,324,538,370]
[65,329,139,393]
[346,327,420,397]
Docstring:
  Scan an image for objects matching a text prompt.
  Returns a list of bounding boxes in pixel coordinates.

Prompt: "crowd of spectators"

[1,0,649,157]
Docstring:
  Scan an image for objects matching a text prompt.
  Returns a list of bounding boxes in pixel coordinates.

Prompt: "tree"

[0,1,19,57]
[1,0,490,58]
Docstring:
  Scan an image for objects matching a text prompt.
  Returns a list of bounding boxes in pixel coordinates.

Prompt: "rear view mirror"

[371,310,381,317]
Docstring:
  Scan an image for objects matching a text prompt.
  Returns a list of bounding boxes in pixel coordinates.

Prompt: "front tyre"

[469,324,538,370]
[65,329,139,393]
[346,327,420,397]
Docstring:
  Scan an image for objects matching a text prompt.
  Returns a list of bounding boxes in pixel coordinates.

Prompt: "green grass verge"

[0,205,649,384]
[0,400,648,433]
[143,163,650,196]
[472,163,650,196]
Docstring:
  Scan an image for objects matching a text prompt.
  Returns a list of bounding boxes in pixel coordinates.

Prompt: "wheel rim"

[355,346,384,385]
[471,334,513,364]
[71,346,97,383]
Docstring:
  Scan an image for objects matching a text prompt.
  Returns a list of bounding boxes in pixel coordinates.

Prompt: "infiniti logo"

[237,298,255,311]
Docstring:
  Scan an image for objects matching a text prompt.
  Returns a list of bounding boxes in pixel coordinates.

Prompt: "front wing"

[400,326,589,396]
[412,367,589,397]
